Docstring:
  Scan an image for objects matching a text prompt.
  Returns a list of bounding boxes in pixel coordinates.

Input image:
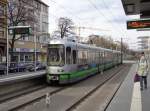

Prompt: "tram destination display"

[127,19,150,29]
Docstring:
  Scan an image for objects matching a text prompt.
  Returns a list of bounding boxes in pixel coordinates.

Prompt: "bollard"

[101,70,103,75]
[45,93,51,108]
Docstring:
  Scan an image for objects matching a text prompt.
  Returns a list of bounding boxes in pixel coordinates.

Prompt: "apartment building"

[8,0,49,63]
[0,0,7,63]
[138,36,150,51]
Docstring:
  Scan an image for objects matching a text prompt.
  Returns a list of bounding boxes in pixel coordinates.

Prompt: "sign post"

[7,26,31,75]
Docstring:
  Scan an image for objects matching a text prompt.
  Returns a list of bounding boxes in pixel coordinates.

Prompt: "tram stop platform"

[106,62,150,111]
[0,71,45,85]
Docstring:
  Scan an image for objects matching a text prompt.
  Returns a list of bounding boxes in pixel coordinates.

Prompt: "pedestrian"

[137,52,149,91]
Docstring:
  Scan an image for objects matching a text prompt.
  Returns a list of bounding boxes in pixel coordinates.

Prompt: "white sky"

[42,0,150,50]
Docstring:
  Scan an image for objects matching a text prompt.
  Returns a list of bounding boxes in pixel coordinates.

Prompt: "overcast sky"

[42,0,150,50]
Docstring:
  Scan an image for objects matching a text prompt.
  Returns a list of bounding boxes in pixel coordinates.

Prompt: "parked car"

[16,63,26,72]
[36,62,46,70]
[0,63,7,75]
[27,62,46,72]
[9,63,18,73]
[24,62,34,72]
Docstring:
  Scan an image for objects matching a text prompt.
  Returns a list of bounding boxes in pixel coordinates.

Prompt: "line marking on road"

[130,82,142,111]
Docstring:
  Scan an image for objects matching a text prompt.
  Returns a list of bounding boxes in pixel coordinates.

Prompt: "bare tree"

[87,35,110,48]
[7,0,36,61]
[52,17,75,39]
[87,34,129,51]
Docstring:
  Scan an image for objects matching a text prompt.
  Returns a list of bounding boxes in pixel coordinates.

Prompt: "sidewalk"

[141,73,150,111]
[106,63,150,111]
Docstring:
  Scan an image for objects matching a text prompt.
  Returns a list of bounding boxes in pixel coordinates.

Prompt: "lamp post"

[33,32,50,72]
[121,38,123,64]
[6,26,9,75]
[115,38,125,64]
[34,32,36,72]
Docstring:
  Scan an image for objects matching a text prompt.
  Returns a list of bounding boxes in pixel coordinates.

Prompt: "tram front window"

[47,45,65,66]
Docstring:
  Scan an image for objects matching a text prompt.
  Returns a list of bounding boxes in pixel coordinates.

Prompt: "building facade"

[8,0,49,63]
[0,0,7,63]
[138,36,150,51]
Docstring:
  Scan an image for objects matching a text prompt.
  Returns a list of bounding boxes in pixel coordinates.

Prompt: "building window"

[42,5,48,13]
[42,22,48,32]
[25,55,32,62]
[36,36,40,42]
[20,54,24,62]
[11,55,19,62]
[29,36,34,42]
[20,34,29,41]
[0,54,2,63]
[0,5,5,16]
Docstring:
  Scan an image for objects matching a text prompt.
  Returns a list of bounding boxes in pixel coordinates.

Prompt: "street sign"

[8,26,32,35]
[127,19,150,29]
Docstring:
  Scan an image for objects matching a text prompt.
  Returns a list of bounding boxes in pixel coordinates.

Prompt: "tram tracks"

[0,76,46,104]
[0,84,47,104]
[66,65,129,111]
[67,65,130,111]
[0,85,69,111]
[0,64,129,111]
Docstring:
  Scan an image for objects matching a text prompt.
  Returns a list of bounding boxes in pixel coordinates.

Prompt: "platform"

[106,63,150,111]
[0,70,46,85]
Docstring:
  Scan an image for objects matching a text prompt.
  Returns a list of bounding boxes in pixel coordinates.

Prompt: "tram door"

[98,52,101,73]
[99,51,104,72]
[72,50,77,64]
[66,47,71,64]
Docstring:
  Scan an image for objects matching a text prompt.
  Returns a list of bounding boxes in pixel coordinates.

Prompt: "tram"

[46,38,122,84]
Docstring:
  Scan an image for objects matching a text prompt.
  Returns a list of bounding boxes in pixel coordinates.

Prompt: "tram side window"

[66,47,72,64]
[96,52,99,64]
[73,50,77,64]
[100,52,104,64]
[77,50,88,64]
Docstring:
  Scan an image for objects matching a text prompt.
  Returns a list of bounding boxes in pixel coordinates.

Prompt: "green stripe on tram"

[60,67,98,81]
[59,63,115,81]
[49,61,120,81]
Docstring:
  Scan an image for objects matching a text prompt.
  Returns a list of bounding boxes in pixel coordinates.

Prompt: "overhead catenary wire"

[48,0,110,36]
[23,0,109,32]
[100,0,144,47]
[22,0,123,38]
[49,0,98,36]
[49,0,84,23]
[87,0,125,38]
[101,0,127,38]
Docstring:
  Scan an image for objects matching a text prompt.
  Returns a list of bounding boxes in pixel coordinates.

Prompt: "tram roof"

[49,39,120,53]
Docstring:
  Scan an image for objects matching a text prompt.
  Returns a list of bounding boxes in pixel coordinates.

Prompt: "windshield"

[47,44,65,66]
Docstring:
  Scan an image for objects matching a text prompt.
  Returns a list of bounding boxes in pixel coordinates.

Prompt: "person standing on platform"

[137,52,149,91]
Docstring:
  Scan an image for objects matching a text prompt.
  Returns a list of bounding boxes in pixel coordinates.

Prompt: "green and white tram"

[46,38,122,84]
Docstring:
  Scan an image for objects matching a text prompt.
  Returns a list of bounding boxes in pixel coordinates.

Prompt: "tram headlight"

[57,69,64,72]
